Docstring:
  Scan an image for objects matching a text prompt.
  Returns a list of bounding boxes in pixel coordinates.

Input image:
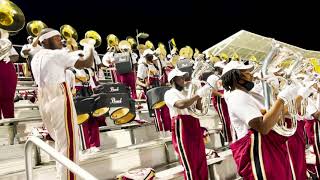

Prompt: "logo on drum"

[110,87,119,92]
[111,97,122,104]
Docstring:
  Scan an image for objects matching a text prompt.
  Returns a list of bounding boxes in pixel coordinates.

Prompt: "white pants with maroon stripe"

[38,82,79,180]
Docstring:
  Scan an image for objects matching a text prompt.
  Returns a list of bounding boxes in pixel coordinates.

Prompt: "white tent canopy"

[203,30,318,62]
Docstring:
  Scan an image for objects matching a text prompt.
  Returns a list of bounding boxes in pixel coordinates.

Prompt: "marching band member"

[304,91,320,178]
[102,45,138,99]
[137,49,171,132]
[31,28,94,180]
[221,61,299,179]
[0,29,19,120]
[20,35,42,60]
[65,40,102,154]
[164,68,211,180]
[207,60,233,143]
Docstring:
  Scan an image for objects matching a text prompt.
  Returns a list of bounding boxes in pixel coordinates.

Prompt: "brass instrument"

[106,34,119,47]
[185,46,193,59]
[80,30,101,47]
[0,38,12,59]
[126,36,137,47]
[0,0,24,59]
[26,20,47,37]
[60,24,78,41]
[118,40,131,52]
[185,60,214,117]
[0,0,25,32]
[145,40,154,50]
[262,43,307,136]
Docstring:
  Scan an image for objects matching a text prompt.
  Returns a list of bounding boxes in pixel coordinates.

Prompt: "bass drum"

[73,97,94,124]
[146,86,170,109]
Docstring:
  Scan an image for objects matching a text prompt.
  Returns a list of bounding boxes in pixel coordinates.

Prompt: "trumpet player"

[221,61,300,179]
[0,29,19,120]
[31,28,94,180]
[164,68,212,180]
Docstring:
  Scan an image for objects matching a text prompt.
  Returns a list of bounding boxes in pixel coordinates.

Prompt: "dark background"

[10,0,320,54]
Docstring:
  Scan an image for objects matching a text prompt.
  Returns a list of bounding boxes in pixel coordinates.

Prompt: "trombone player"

[31,28,94,180]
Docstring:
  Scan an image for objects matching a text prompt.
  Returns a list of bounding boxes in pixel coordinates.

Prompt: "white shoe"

[80,149,92,156]
[90,147,100,153]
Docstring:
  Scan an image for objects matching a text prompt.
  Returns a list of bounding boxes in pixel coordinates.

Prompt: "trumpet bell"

[84,30,101,47]
[26,20,47,37]
[60,24,78,41]
[0,0,25,32]
[106,34,119,47]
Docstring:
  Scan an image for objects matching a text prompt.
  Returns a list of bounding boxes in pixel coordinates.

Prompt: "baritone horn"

[80,30,101,47]
[26,20,47,37]
[60,24,78,41]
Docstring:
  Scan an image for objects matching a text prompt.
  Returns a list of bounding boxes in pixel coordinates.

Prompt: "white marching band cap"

[142,49,154,57]
[222,60,254,76]
[168,68,188,82]
[214,60,226,69]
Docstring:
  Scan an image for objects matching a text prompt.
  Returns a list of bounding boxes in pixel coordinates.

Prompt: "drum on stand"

[107,93,136,125]
[146,86,170,109]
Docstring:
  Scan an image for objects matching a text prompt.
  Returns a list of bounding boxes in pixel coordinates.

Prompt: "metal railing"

[25,136,98,180]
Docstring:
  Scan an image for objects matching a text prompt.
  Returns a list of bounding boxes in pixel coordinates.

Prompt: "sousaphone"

[26,20,47,37]
[0,0,25,32]
[60,24,78,41]
[80,30,101,48]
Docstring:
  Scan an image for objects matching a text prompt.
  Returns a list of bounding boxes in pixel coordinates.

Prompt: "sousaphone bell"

[60,24,78,41]
[80,30,101,48]
[0,0,25,32]
[26,20,47,37]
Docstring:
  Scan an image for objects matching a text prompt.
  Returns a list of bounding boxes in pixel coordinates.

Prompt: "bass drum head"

[77,114,90,125]
[114,111,135,125]
[110,107,130,120]
[152,101,166,109]
[92,107,109,117]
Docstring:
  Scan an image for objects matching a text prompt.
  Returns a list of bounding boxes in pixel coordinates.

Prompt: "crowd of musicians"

[2,13,320,180]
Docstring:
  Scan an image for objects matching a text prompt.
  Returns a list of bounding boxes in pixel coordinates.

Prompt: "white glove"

[266,77,280,89]
[277,85,299,104]
[298,81,317,98]
[196,84,212,98]
[207,74,219,89]
[191,79,202,87]
[83,45,94,60]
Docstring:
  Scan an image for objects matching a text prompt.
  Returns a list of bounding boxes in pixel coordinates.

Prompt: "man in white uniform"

[164,68,211,180]
[31,28,94,180]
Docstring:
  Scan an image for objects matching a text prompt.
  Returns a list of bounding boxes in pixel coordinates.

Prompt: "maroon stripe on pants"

[0,62,17,119]
[61,82,76,180]
[154,105,171,132]
[79,116,100,150]
[287,120,307,180]
[212,90,233,142]
[171,115,208,180]
[230,129,292,179]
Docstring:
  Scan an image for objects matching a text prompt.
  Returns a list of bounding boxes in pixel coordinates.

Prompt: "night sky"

[10,0,320,54]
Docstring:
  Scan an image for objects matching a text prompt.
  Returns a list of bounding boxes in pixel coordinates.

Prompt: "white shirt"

[66,68,96,91]
[137,63,158,79]
[164,88,190,118]
[224,89,264,139]
[305,97,318,120]
[31,49,79,88]
[1,46,18,63]
[20,44,42,58]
